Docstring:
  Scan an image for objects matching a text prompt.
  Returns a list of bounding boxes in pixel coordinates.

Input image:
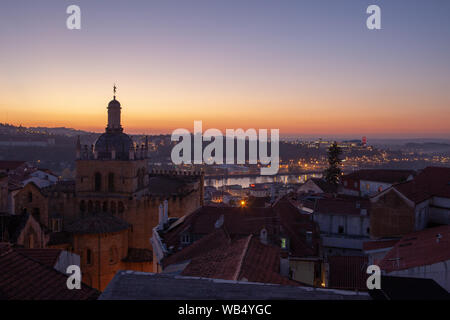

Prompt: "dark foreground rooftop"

[99,271,370,300]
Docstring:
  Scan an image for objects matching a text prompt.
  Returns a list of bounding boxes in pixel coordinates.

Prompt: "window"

[108,173,115,192]
[181,234,191,245]
[111,201,116,214]
[281,238,287,249]
[338,226,344,234]
[86,249,92,265]
[94,172,102,191]
[88,200,93,213]
[366,227,370,234]
[102,201,108,212]
[378,186,383,193]
[28,192,33,203]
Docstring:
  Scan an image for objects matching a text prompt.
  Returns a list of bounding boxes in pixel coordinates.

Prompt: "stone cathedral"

[14,91,204,291]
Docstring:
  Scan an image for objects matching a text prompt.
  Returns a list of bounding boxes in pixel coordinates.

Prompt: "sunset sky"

[1,0,449,138]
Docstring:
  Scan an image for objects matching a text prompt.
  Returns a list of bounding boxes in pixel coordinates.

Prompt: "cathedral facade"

[14,93,204,290]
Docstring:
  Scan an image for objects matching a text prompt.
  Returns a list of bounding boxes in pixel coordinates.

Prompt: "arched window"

[118,201,124,213]
[28,192,33,203]
[88,200,93,213]
[94,172,102,192]
[102,201,108,212]
[111,201,116,214]
[108,172,115,192]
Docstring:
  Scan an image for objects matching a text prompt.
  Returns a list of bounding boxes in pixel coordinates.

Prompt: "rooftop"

[343,169,415,184]
[379,225,450,272]
[99,271,370,300]
[393,166,450,203]
[0,243,99,300]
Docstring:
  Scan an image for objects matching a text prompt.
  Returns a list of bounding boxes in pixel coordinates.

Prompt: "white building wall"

[386,259,450,292]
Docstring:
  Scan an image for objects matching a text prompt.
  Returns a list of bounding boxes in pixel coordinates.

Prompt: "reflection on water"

[205,173,322,189]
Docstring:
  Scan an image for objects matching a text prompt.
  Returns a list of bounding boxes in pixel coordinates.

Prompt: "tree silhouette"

[324,142,342,186]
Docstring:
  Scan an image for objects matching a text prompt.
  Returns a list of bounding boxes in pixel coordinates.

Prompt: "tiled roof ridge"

[233,234,253,281]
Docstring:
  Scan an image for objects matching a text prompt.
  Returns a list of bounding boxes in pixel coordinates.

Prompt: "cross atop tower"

[113,84,117,100]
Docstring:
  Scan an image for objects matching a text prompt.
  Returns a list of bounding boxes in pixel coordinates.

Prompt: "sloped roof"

[0,244,99,300]
[99,272,370,300]
[15,248,62,268]
[309,178,337,193]
[379,225,450,272]
[161,198,319,259]
[393,166,450,204]
[163,228,299,286]
[343,169,415,183]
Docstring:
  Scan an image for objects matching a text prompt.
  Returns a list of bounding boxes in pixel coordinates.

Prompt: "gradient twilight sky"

[0,0,449,138]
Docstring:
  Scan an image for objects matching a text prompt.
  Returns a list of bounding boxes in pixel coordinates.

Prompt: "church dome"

[94,131,133,160]
[108,99,121,108]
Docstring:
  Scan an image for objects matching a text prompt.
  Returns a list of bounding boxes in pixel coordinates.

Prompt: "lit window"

[281,238,287,249]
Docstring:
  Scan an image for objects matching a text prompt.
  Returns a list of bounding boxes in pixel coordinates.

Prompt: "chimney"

[158,204,164,229]
[163,199,169,226]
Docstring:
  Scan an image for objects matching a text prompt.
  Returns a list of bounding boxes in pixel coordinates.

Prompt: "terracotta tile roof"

[122,248,153,263]
[379,225,450,273]
[65,213,129,235]
[161,206,279,248]
[162,228,231,267]
[161,197,319,259]
[363,239,399,251]
[15,248,62,267]
[328,256,369,291]
[343,169,415,184]
[0,243,99,300]
[168,232,300,286]
[393,166,450,204]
